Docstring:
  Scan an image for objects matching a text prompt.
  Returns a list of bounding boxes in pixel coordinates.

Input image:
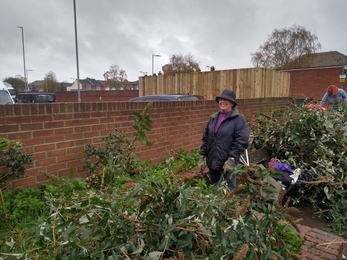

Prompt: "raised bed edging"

[297,224,345,259]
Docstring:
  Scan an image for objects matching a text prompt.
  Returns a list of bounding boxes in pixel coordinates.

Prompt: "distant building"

[26,78,138,92]
[61,82,73,91]
[69,78,138,91]
[28,80,73,92]
[69,78,104,91]
[30,80,44,91]
[128,81,139,90]
[279,51,347,101]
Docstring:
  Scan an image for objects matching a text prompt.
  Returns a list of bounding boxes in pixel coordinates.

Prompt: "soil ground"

[288,200,326,230]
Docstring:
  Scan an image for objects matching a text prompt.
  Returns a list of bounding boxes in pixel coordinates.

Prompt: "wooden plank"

[207,72,213,100]
[192,72,200,95]
[262,68,267,98]
[214,71,221,98]
[254,68,261,98]
[238,69,244,98]
[245,68,252,99]
[235,69,241,99]
[157,75,163,94]
[145,76,152,96]
[138,77,145,96]
[184,73,190,94]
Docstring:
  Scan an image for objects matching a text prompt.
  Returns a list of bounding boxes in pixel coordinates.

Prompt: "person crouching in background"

[319,84,347,110]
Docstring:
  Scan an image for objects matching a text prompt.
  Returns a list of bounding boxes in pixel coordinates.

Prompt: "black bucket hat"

[216,89,237,108]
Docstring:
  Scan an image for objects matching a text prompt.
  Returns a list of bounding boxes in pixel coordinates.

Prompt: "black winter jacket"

[199,107,249,171]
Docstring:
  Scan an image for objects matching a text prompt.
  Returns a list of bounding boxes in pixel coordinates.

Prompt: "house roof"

[308,51,347,67]
[29,80,72,87]
[61,82,73,88]
[282,51,347,70]
[30,80,43,86]
[80,78,104,87]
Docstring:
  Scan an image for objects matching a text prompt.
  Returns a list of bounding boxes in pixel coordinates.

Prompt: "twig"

[160,235,169,260]
[52,205,60,256]
[123,214,215,238]
[118,246,131,259]
[339,141,347,150]
[260,113,272,119]
[303,180,347,185]
[313,238,346,247]
[100,167,106,193]
[314,209,333,215]
[175,226,215,238]
[288,100,301,110]
[0,188,8,224]
[0,173,10,182]
[122,214,143,224]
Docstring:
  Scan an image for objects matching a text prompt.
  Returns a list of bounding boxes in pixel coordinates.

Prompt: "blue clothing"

[319,89,347,110]
[200,107,249,171]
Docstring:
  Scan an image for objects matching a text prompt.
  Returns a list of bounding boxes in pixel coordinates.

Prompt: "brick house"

[29,79,138,92]
[68,78,105,91]
[28,80,73,92]
[279,51,347,102]
[68,78,139,91]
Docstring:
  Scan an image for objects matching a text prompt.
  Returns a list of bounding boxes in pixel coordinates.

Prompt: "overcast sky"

[1,0,347,84]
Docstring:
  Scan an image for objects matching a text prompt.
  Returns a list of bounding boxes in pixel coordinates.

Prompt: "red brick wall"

[54,90,139,102]
[0,97,291,188]
[288,67,343,102]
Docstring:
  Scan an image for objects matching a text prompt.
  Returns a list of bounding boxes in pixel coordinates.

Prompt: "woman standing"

[198,89,249,190]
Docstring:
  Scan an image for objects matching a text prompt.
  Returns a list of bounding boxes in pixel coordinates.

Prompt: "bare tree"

[251,24,322,69]
[164,53,200,75]
[103,64,128,90]
[42,71,61,91]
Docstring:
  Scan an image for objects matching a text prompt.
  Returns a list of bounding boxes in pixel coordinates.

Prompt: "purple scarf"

[214,110,232,134]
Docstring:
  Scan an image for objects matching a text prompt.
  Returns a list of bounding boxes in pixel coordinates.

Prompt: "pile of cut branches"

[250,102,347,236]
[31,167,302,259]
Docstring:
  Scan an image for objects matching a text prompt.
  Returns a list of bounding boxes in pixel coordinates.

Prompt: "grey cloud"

[1,0,346,83]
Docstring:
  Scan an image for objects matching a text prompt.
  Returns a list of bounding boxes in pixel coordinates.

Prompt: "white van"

[0,84,15,104]
[3,82,16,99]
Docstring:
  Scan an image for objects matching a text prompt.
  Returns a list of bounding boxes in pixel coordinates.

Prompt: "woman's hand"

[198,156,205,173]
[223,157,235,173]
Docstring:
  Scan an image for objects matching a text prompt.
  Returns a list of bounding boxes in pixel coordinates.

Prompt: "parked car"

[128,94,204,102]
[0,85,15,104]
[16,92,57,103]
[173,93,205,100]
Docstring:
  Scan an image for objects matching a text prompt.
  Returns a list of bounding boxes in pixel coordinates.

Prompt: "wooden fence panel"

[139,68,290,100]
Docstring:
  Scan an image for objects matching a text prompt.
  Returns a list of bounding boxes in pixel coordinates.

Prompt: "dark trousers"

[207,169,237,191]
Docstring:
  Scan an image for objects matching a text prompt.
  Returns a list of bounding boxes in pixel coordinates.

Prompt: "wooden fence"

[139,68,290,100]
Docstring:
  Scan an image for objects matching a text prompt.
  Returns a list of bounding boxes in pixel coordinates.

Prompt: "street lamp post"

[73,0,81,102]
[26,69,33,92]
[18,26,27,91]
[152,54,161,75]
